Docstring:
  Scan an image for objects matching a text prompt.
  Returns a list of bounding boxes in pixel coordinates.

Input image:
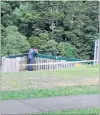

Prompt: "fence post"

[16,57,21,72]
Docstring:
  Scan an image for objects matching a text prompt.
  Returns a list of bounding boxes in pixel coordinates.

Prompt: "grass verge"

[1,85,99,100]
[38,108,100,115]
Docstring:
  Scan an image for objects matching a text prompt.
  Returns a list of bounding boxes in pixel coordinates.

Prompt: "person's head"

[33,48,35,50]
[33,48,38,53]
[35,49,38,53]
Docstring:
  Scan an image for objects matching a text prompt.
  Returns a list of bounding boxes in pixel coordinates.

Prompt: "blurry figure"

[27,48,38,71]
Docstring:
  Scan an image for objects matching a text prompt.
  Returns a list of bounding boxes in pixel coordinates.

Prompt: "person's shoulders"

[28,49,34,54]
[30,48,33,50]
[30,49,34,52]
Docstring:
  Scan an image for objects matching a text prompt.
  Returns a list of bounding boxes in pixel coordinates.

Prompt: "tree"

[58,42,76,58]
[28,32,50,53]
[41,39,58,55]
[1,26,30,56]
[1,1,99,59]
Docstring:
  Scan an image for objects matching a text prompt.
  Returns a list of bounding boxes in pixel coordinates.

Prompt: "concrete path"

[0,94,99,114]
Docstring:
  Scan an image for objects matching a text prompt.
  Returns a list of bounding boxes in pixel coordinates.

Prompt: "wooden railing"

[1,56,98,73]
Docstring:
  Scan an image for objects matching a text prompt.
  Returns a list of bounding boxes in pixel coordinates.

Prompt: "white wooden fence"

[1,56,98,73]
[1,56,62,73]
[1,57,23,72]
[20,60,98,71]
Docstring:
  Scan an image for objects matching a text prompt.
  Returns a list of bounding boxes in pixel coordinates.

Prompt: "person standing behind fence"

[27,48,38,71]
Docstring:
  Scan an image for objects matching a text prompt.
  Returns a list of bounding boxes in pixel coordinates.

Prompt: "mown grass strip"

[1,85,99,100]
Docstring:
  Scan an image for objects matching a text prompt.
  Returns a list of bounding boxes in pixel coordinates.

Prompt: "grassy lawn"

[1,85,98,100]
[38,108,100,115]
[1,65,99,78]
[1,65,99,100]
[1,65,99,90]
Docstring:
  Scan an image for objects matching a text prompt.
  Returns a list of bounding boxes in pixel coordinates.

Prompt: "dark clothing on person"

[28,49,37,59]
[27,49,38,71]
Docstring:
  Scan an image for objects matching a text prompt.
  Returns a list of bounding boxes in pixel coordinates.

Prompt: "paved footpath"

[0,94,99,114]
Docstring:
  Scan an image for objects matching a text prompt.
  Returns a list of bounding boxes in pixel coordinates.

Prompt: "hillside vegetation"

[1,1,99,59]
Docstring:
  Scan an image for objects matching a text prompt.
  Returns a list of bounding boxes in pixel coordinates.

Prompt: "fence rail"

[20,60,98,71]
[1,55,99,73]
[21,60,98,66]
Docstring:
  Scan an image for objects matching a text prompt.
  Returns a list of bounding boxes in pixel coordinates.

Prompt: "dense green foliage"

[1,26,30,55]
[1,1,99,59]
